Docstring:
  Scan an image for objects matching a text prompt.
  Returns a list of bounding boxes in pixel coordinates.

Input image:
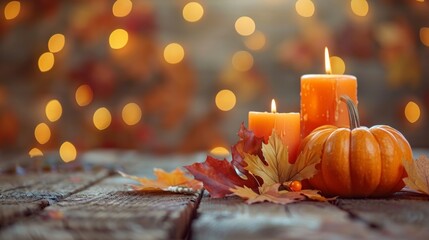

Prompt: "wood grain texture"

[336,192,429,239]
[191,194,391,240]
[0,176,202,240]
[0,170,109,227]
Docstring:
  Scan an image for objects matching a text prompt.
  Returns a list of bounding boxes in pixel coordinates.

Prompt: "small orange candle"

[249,100,300,163]
[301,47,358,138]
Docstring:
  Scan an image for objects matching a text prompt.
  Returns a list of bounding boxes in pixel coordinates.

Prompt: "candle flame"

[271,99,277,113]
[325,47,332,74]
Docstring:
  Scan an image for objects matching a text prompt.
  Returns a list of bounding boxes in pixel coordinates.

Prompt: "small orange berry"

[290,180,302,192]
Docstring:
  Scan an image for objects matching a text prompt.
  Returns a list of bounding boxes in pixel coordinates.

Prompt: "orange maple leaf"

[230,183,330,205]
[403,155,429,195]
[119,168,203,193]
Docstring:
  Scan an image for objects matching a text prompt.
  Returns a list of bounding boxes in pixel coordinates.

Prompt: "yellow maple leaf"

[118,168,203,193]
[403,155,429,195]
[243,129,320,185]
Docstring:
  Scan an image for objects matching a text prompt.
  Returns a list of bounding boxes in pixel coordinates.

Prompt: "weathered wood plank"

[336,192,429,239]
[0,176,201,240]
[191,194,391,240]
[0,170,109,227]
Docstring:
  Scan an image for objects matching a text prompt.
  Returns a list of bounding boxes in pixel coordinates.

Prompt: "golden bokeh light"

[210,147,230,156]
[38,52,55,72]
[351,0,369,17]
[405,101,421,123]
[4,1,20,20]
[60,141,77,163]
[45,99,62,122]
[215,89,236,111]
[163,43,185,64]
[34,123,51,145]
[235,16,256,36]
[245,31,266,51]
[330,56,346,74]
[122,102,142,126]
[75,84,93,107]
[295,0,315,18]
[183,2,204,22]
[109,28,129,49]
[48,34,65,53]
[93,107,112,130]
[29,148,43,158]
[232,51,254,72]
[420,27,429,47]
[112,0,133,17]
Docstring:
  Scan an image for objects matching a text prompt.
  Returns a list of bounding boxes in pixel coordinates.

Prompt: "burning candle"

[249,99,300,163]
[300,47,358,138]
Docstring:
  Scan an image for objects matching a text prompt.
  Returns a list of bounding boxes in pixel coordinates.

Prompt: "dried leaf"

[118,168,203,192]
[231,123,265,181]
[231,183,333,205]
[184,156,259,198]
[230,183,305,205]
[300,189,335,202]
[291,144,322,181]
[244,129,320,186]
[403,155,429,195]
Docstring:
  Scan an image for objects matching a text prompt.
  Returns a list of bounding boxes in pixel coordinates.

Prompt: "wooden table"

[1,150,429,240]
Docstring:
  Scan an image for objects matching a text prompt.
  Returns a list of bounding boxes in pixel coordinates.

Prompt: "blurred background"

[0,0,428,161]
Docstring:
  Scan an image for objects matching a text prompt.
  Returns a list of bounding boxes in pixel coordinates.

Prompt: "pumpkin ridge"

[317,132,330,194]
[369,127,401,196]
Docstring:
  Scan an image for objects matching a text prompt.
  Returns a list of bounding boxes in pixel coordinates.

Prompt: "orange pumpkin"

[300,96,413,197]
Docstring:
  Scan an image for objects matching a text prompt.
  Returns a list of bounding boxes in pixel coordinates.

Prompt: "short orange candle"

[249,100,300,163]
[301,47,358,138]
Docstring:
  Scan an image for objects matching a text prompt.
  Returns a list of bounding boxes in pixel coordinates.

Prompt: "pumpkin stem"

[340,95,360,129]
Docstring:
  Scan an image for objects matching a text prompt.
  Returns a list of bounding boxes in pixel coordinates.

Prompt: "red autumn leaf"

[184,156,258,198]
[231,123,265,181]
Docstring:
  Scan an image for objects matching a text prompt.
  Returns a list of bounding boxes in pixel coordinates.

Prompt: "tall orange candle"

[301,47,358,138]
[249,100,300,163]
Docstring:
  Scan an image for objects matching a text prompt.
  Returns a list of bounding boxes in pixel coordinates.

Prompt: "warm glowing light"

[4,1,20,20]
[183,2,204,22]
[60,141,77,163]
[45,99,62,122]
[235,16,256,36]
[122,102,142,126]
[215,89,236,111]
[34,123,51,144]
[295,0,315,18]
[210,147,230,156]
[48,34,65,53]
[231,51,254,72]
[351,0,369,17]
[324,47,332,74]
[163,43,185,64]
[38,52,55,72]
[112,0,133,17]
[405,101,421,123]
[109,28,129,49]
[29,148,43,158]
[245,31,266,51]
[93,107,112,130]
[271,99,277,113]
[420,27,429,47]
[330,56,346,74]
[75,84,93,107]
